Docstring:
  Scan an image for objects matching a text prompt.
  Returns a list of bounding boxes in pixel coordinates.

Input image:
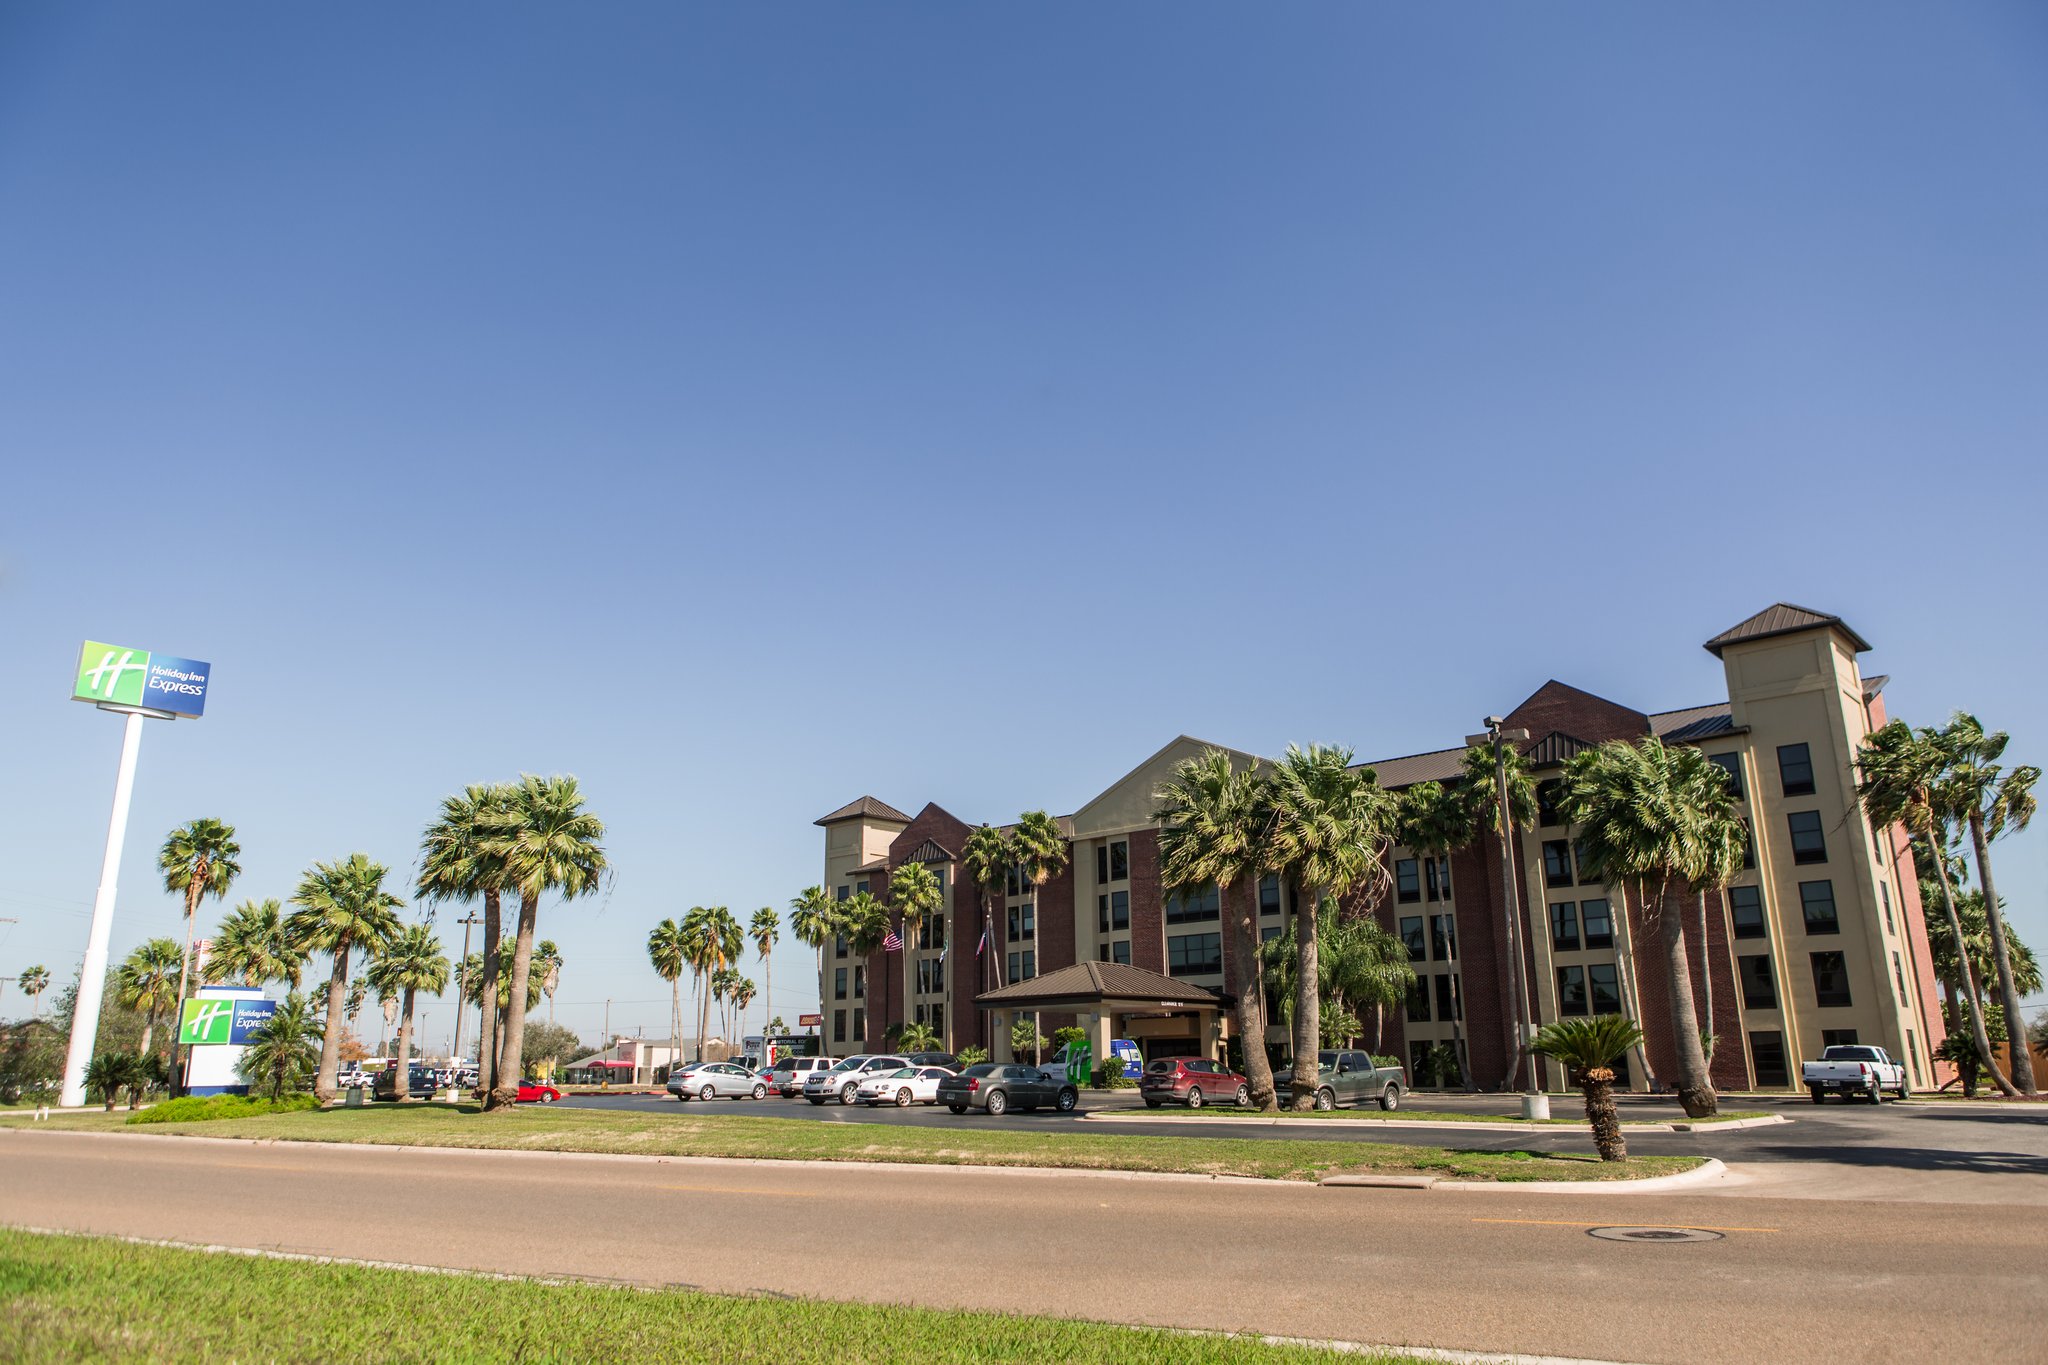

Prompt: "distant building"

[561,1037,685,1086]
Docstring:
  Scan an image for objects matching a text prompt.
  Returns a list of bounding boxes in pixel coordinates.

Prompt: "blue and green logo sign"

[73,641,211,717]
[179,998,276,1045]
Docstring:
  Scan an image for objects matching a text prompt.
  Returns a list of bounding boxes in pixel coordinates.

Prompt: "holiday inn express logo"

[72,640,212,717]
[179,998,236,1045]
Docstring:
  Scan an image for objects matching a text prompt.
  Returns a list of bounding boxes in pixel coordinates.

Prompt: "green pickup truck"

[1271,1049,1406,1111]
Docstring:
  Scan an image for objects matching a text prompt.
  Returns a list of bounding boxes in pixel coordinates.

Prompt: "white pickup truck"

[1801,1044,1909,1103]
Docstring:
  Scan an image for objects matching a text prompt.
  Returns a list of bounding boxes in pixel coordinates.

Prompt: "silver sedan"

[667,1062,769,1102]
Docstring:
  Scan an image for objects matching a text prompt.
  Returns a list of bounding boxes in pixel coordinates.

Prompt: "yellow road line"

[1472,1218,1778,1233]
[657,1183,816,1199]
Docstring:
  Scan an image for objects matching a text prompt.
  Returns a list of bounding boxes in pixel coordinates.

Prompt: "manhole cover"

[1588,1225,1725,1244]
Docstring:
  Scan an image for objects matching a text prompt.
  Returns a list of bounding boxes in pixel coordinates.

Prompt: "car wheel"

[1868,1085,1884,1105]
[1234,1084,1250,1107]
[1056,1088,1077,1113]
[751,1083,767,1100]
[808,1097,825,1106]
[840,1083,858,1105]
[894,1088,913,1107]
[985,1090,1008,1116]
[1314,1087,1335,1111]
[1378,1085,1402,1112]
[1144,1100,1161,1109]
[675,1094,690,1103]
[1186,1086,1205,1109]
[1896,1083,1910,1101]
[948,1104,967,1114]
[540,1092,556,1104]
[1809,1087,1826,1104]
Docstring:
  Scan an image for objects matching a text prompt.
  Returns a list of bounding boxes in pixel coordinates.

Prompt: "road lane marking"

[657,1183,816,1199]
[1472,1218,1778,1233]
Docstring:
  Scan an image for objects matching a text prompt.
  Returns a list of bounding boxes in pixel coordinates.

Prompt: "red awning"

[581,1059,635,1069]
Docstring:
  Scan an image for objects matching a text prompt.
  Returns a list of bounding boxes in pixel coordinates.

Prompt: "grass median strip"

[0,1104,1699,1182]
[1117,1106,1773,1126]
[0,1227,1427,1365]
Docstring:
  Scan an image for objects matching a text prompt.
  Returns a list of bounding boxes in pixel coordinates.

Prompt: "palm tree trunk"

[1656,881,1717,1118]
[488,894,539,1111]
[138,1018,155,1059]
[697,969,711,1062]
[1290,887,1323,1109]
[1613,881,1657,1091]
[394,986,416,1103]
[1966,812,2036,1094]
[316,943,350,1103]
[670,980,681,1074]
[1696,889,1716,1065]
[170,885,200,1096]
[477,890,502,1097]
[1230,882,1279,1111]
[1583,1071,1626,1161]
[1932,825,2017,1094]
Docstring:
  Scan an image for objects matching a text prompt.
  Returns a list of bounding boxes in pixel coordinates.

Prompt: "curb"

[1082,1112,1788,1134]
[1316,1158,1729,1194]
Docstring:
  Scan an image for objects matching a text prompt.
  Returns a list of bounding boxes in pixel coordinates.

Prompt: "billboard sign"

[73,641,211,717]
[180,997,277,1045]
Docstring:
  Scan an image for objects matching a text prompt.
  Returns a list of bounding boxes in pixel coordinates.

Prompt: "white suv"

[803,1055,908,1105]
[765,1055,837,1098]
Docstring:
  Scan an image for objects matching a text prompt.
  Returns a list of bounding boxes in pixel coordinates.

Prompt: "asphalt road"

[565,1090,2048,1205]
[2,1127,2035,1364]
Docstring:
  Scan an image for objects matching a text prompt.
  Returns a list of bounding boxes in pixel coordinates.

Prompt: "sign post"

[58,641,211,1108]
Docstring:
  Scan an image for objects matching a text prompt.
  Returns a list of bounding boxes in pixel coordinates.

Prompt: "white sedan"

[857,1065,957,1107]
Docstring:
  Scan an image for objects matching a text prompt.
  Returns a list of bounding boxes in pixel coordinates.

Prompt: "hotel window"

[1822,1029,1860,1048]
[1574,840,1600,885]
[918,913,945,951]
[1907,1032,1920,1086]
[1405,978,1430,1023]
[1536,779,1563,827]
[1424,856,1448,902]
[856,879,870,895]
[1008,903,1036,941]
[1800,881,1839,935]
[1892,951,1908,1000]
[1778,743,1816,796]
[1543,841,1575,888]
[1098,890,1129,934]
[1399,916,1426,963]
[1434,973,1461,1021]
[1167,933,1222,978]
[834,932,849,959]
[1749,1031,1789,1087]
[1395,859,1421,903]
[1006,864,1029,897]
[833,968,847,1000]
[1741,819,1756,870]
[1430,913,1457,961]
[1557,966,1589,1017]
[851,1007,865,1041]
[833,1010,847,1043]
[1165,884,1220,925]
[1097,939,1131,965]
[1550,902,1580,952]
[1739,954,1776,1010]
[1708,752,1745,799]
[1095,839,1129,885]
[1729,886,1766,939]
[1810,952,1852,1007]
[1581,898,1613,950]
[852,966,865,999]
[1588,963,1620,1014]
[835,885,850,901]
[1006,949,1035,982]
[1787,811,1828,864]
[1259,874,1282,917]
[1880,882,1894,935]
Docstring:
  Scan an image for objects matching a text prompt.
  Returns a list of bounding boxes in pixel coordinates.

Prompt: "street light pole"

[449,912,479,1066]
[1470,718,1543,1118]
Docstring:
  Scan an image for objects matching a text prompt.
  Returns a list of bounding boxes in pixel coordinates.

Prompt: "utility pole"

[449,912,480,1065]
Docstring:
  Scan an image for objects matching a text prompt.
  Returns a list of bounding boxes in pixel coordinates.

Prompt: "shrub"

[128,1093,321,1125]
[955,1045,989,1068]
[1094,1059,1136,1090]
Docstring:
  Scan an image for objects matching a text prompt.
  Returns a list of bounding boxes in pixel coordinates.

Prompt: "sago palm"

[117,938,186,1061]
[286,853,405,1103]
[205,899,307,990]
[1265,744,1394,1109]
[1155,748,1280,1109]
[158,817,241,1090]
[366,923,449,1101]
[418,783,516,1097]
[1530,1014,1644,1161]
[897,1020,940,1053]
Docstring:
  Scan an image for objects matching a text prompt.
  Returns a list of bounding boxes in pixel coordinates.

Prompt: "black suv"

[373,1066,438,1100]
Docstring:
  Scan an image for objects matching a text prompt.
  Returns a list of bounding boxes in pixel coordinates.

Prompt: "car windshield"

[1317,1051,1340,1069]
[1822,1046,1880,1061]
[886,1068,918,1078]
[958,1064,999,1078]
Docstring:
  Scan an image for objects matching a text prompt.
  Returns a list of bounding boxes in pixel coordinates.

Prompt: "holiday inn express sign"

[72,640,211,717]
[179,997,277,1046]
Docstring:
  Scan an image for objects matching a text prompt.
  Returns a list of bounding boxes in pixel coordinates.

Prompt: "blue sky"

[2,4,2043,1050]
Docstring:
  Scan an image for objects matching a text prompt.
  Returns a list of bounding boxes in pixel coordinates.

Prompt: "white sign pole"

[59,709,150,1107]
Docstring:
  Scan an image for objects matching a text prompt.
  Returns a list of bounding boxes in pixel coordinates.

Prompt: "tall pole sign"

[59,641,212,1108]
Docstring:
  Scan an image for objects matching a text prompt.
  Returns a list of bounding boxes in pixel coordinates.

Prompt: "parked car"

[1139,1057,1250,1109]
[936,1063,1079,1116]
[902,1051,958,1070]
[856,1065,956,1107]
[1270,1050,1406,1111]
[803,1055,909,1105]
[514,1080,561,1104]
[373,1066,438,1101]
[1801,1045,1908,1103]
[764,1055,837,1097]
[667,1061,770,1102]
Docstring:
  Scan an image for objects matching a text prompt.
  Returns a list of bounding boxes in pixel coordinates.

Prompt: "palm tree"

[960,825,1014,1043]
[19,965,50,1020]
[158,817,241,1092]
[648,918,688,1067]
[1934,714,2039,1095]
[1265,745,1395,1109]
[1530,1014,1644,1161]
[85,1051,143,1111]
[1457,741,1540,1089]
[286,853,406,1103]
[897,1020,940,1053]
[1559,738,1739,1119]
[1155,747,1281,1110]
[418,783,516,1099]
[679,905,719,1060]
[840,891,889,1048]
[117,938,186,1061]
[887,862,942,1046]
[237,991,324,1099]
[730,977,757,1045]
[1858,722,2013,1094]
[750,908,779,1044]
[205,899,307,990]
[486,774,608,1111]
[366,923,449,1102]
[711,966,740,1044]
[532,940,564,1027]
[789,887,839,1035]
[1396,780,1474,1090]
[1259,903,1414,1054]
[714,907,745,1038]
[1011,812,1068,983]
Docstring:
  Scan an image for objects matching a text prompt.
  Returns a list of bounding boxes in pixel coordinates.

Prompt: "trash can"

[344,1086,364,1108]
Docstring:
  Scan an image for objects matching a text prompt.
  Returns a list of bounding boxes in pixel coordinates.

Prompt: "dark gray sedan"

[936,1062,1079,1116]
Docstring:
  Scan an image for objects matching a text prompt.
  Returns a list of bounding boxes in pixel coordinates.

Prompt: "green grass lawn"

[0,1103,1698,1182]
[0,1227,1426,1365]
[1122,1105,1773,1125]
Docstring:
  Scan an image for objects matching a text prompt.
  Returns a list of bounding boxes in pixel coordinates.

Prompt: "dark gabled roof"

[1358,746,1468,791]
[974,960,1227,1010]
[1862,674,1890,702]
[849,859,888,875]
[903,838,954,864]
[1523,731,1593,768]
[1705,603,1871,657]
[814,796,914,827]
[1661,712,1738,742]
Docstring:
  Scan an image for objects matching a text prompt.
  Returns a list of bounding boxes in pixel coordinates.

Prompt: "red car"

[514,1080,561,1104]
[1139,1057,1249,1109]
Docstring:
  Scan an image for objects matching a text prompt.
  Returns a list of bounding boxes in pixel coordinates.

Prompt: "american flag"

[882,928,903,953]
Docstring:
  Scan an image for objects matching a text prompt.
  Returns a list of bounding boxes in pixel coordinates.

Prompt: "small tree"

[956,1044,989,1068]
[84,1051,142,1111]
[896,1021,940,1053]
[238,992,324,1099]
[1530,1014,1645,1162]
[1010,1017,1045,1063]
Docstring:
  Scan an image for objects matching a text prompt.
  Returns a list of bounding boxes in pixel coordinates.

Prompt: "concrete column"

[1203,1011,1223,1061]
[993,1010,1012,1062]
